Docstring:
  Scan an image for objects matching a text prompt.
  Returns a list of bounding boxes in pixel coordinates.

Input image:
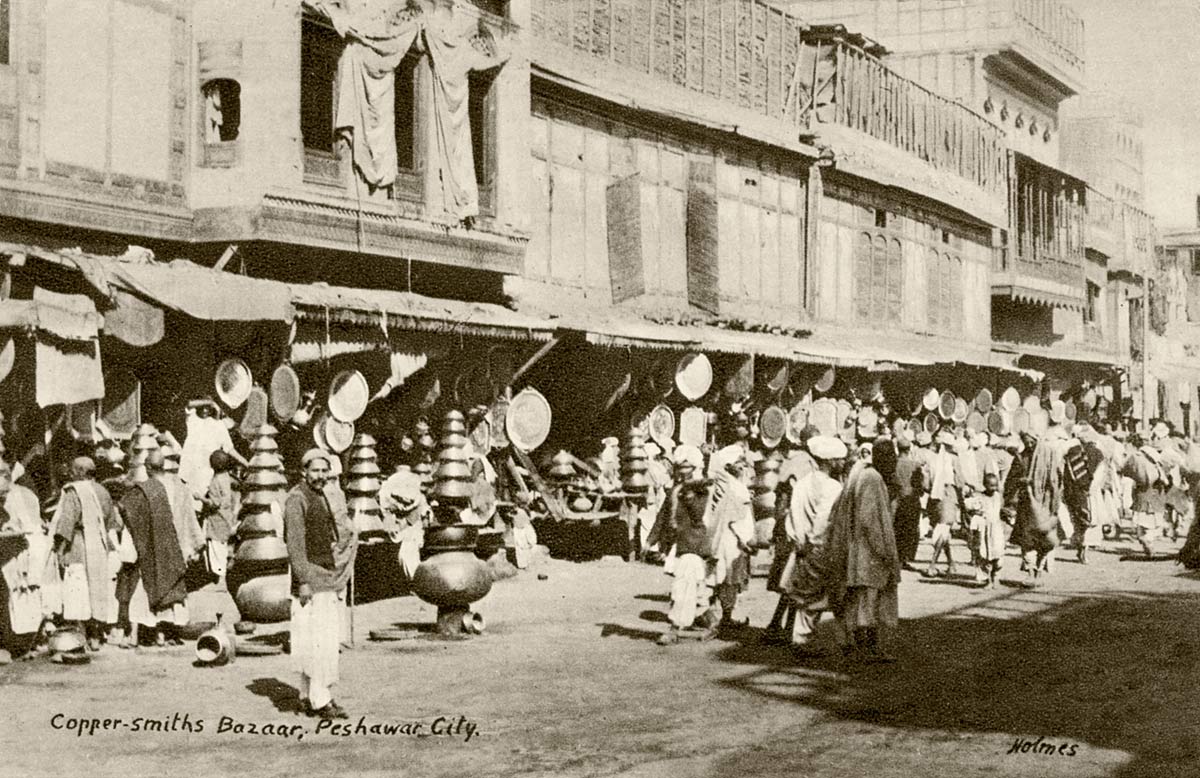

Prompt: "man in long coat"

[825,438,901,663]
[119,452,189,646]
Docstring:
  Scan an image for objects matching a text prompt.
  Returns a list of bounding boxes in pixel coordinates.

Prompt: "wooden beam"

[509,334,565,387]
[213,244,239,272]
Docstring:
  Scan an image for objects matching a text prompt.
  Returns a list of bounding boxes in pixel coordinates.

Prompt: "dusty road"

[3,532,1199,778]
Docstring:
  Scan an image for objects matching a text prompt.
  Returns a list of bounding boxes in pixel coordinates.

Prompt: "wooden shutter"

[687,159,720,314]
[607,173,645,304]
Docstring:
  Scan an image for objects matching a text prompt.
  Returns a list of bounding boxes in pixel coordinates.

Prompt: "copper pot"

[245,470,288,488]
[235,536,287,562]
[233,573,291,623]
[434,479,474,500]
[348,495,381,513]
[348,460,381,476]
[346,477,381,493]
[248,452,283,470]
[410,551,492,608]
[438,447,469,463]
[435,461,472,480]
[425,524,478,549]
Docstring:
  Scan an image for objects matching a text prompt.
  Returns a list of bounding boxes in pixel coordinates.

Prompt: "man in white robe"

[0,459,43,659]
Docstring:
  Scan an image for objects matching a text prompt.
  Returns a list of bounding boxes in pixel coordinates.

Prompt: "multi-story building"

[1061,94,1147,208]
[0,0,1169,496]
[781,0,1138,416]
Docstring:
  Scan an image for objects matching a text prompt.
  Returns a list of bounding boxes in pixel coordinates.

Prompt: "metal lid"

[649,404,675,447]
[323,415,355,453]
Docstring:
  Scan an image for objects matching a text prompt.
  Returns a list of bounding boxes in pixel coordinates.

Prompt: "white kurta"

[291,590,343,709]
[0,486,44,634]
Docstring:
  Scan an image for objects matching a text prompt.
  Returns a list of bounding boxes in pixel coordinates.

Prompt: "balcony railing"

[1012,0,1085,76]
[818,40,1006,195]
[529,0,1006,196]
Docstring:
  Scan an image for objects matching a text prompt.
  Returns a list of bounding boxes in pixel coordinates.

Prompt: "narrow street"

[4,533,1198,778]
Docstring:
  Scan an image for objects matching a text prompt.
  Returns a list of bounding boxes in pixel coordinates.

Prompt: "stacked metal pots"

[130,424,158,482]
[620,429,650,497]
[409,409,493,636]
[346,433,383,535]
[752,453,781,519]
[229,424,290,622]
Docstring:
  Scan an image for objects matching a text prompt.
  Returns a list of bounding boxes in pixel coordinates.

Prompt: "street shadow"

[597,623,661,642]
[709,588,1200,778]
[247,677,304,714]
[634,593,670,603]
[638,609,669,624]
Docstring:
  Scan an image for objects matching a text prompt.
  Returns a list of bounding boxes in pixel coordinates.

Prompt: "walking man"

[284,449,358,719]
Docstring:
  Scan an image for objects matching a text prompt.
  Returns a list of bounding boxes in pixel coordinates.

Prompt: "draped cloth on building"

[32,287,105,408]
[305,0,512,218]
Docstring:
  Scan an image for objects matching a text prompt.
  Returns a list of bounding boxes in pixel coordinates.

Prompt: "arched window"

[927,250,962,334]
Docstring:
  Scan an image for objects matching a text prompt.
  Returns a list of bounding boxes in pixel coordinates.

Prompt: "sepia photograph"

[0,0,1196,776]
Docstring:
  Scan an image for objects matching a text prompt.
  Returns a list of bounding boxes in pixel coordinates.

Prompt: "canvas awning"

[992,284,1085,312]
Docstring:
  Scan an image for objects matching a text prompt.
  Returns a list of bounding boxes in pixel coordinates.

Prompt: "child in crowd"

[966,473,1006,589]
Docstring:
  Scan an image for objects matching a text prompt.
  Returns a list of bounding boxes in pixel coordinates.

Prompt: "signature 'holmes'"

[1007,737,1079,757]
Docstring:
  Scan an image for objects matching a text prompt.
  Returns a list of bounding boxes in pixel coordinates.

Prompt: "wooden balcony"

[813,38,1007,197]
[529,0,1007,201]
[1010,0,1085,93]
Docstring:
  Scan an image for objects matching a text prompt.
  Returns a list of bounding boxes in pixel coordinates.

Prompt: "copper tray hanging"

[857,406,879,439]
[323,414,356,454]
[678,406,707,448]
[239,387,269,440]
[328,370,370,423]
[814,367,836,394]
[270,365,301,424]
[952,398,970,424]
[974,388,993,413]
[786,402,810,446]
[648,404,675,447]
[923,413,941,434]
[966,411,986,434]
[922,388,941,412]
[907,418,923,441]
[987,410,1007,436]
[506,388,552,453]
[1023,395,1042,414]
[759,405,788,449]
[1064,400,1078,421]
[216,358,253,410]
[1029,408,1050,436]
[810,398,837,437]
[1012,408,1031,435]
[1000,387,1021,412]
[938,391,957,420]
[675,353,713,401]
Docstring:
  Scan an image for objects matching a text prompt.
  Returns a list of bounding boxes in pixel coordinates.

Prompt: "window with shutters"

[927,250,963,334]
[855,230,902,324]
[300,13,344,186]
[392,51,423,202]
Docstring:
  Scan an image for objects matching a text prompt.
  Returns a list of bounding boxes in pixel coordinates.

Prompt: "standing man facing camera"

[284,449,357,720]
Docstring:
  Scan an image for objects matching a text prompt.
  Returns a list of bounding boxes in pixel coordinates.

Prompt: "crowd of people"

[643,413,1200,662]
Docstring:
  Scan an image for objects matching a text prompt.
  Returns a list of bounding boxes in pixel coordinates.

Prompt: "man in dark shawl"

[118,450,189,646]
[892,435,926,569]
[825,437,901,663]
